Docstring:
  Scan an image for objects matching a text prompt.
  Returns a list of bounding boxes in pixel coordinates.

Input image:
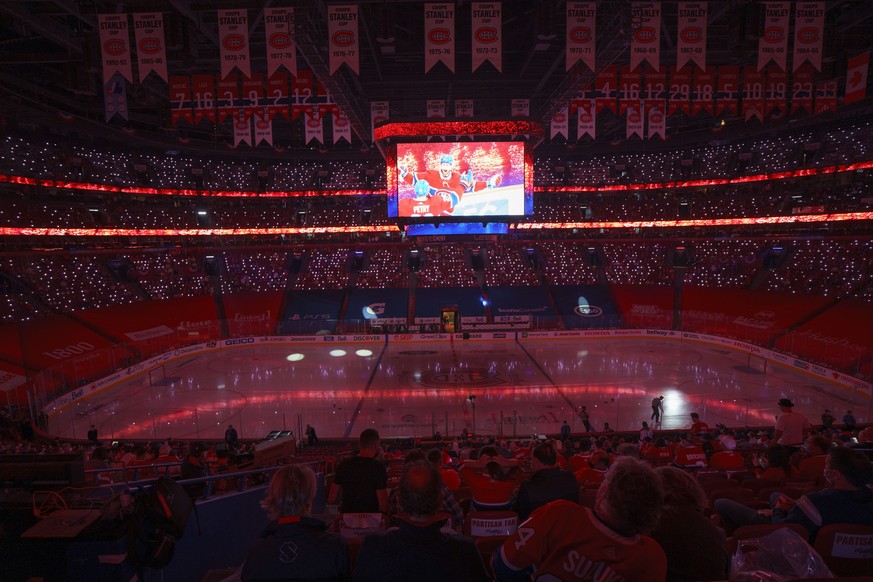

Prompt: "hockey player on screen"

[398,153,501,215]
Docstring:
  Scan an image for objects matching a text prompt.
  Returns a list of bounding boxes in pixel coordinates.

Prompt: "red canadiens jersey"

[398,195,454,217]
[497,500,667,581]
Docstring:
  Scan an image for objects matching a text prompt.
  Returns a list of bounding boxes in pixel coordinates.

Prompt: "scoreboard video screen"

[387,141,532,219]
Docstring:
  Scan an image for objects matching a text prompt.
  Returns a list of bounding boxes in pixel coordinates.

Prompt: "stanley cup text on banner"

[511,98,529,117]
[793,2,824,72]
[456,99,474,118]
[427,100,446,118]
[98,14,133,83]
[265,7,297,78]
[630,2,661,72]
[132,13,168,83]
[676,2,707,71]
[371,101,389,141]
[425,3,455,73]
[758,2,790,71]
[471,2,501,72]
[566,2,596,72]
[218,9,251,79]
[327,5,359,75]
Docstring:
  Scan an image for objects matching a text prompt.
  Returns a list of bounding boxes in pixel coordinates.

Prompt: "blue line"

[344,336,389,438]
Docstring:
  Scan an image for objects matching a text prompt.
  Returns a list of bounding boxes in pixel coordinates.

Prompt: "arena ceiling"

[0,1,872,148]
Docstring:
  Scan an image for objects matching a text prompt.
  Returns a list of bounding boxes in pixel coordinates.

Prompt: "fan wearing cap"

[772,398,811,453]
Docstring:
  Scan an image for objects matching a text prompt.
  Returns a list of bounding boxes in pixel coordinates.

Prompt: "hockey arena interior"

[1,1,872,581]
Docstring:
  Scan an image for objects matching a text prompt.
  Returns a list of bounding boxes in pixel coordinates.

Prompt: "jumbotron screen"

[388,141,531,219]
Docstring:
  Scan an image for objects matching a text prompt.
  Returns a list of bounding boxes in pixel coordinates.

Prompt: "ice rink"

[47,337,870,442]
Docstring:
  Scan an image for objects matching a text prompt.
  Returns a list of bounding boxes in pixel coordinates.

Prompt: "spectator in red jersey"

[492,458,667,582]
[427,448,461,491]
[672,435,708,468]
[689,412,710,436]
[573,450,610,489]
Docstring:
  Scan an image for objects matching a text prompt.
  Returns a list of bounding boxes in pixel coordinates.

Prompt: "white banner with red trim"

[511,98,529,117]
[758,2,790,72]
[371,101,389,140]
[304,108,324,145]
[566,2,596,72]
[792,2,824,72]
[427,100,446,118]
[132,13,167,83]
[646,99,666,139]
[630,2,661,72]
[425,3,456,73]
[471,2,501,72]
[455,99,474,118]
[333,110,352,144]
[576,99,595,140]
[626,100,644,139]
[218,9,251,79]
[98,14,133,83]
[550,106,568,140]
[232,111,252,147]
[327,5,360,75]
[265,7,297,78]
[676,2,707,71]
[253,108,273,146]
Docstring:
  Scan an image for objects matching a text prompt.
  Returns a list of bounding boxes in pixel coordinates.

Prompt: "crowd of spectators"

[2,236,872,325]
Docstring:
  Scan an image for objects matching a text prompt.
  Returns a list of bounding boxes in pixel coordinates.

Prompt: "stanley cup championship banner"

[676,2,707,71]
[455,99,474,118]
[793,2,824,71]
[626,100,643,139]
[471,2,501,72]
[427,99,446,118]
[132,13,167,82]
[371,101,389,140]
[265,7,297,78]
[511,98,529,117]
[758,2,790,71]
[566,2,596,72]
[218,9,251,79]
[98,14,133,83]
[425,3,456,73]
[630,2,661,72]
[327,5,360,75]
